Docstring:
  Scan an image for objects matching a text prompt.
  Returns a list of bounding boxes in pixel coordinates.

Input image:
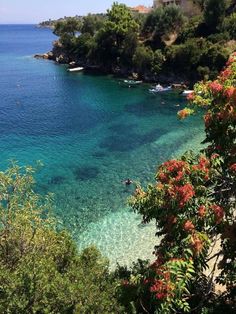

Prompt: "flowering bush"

[123,54,236,312]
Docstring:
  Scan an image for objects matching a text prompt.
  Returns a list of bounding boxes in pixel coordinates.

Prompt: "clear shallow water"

[0,25,205,267]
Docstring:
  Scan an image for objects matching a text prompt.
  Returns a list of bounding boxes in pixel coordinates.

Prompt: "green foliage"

[152,49,165,75]
[177,15,203,43]
[51,1,236,81]
[95,3,139,69]
[204,0,226,31]
[54,17,81,38]
[53,18,81,50]
[0,164,123,313]
[143,5,185,45]
[80,14,105,36]
[165,38,229,79]
[132,45,153,74]
[222,12,236,39]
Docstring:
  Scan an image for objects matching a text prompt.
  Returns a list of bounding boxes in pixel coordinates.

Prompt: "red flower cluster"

[150,277,172,300]
[168,183,195,208]
[158,160,188,184]
[191,234,204,255]
[198,205,207,218]
[211,204,224,224]
[178,108,191,119]
[226,56,236,66]
[211,153,219,160]
[220,68,232,81]
[183,220,195,233]
[191,156,210,180]
[229,163,236,172]
[187,92,195,101]
[204,113,212,127]
[208,81,223,94]
[224,86,235,99]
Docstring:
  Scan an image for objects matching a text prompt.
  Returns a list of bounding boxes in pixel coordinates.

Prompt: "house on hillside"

[130,5,152,14]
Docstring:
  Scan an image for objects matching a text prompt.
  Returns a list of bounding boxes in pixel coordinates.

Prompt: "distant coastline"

[36,3,236,86]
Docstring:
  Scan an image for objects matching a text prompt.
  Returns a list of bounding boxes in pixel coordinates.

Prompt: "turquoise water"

[0,25,205,267]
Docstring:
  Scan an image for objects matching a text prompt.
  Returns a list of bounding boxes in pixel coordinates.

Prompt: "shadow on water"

[100,127,166,152]
[108,123,137,133]
[92,151,107,158]
[48,175,66,185]
[73,165,100,181]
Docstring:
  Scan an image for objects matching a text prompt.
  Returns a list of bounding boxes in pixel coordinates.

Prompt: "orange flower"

[224,86,235,99]
[229,163,236,172]
[183,220,195,233]
[211,204,224,224]
[204,113,212,127]
[178,108,191,120]
[191,235,203,255]
[220,68,232,81]
[187,92,195,101]
[208,81,223,94]
[198,205,206,218]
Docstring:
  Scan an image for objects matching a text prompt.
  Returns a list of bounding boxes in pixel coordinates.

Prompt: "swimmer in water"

[123,178,133,185]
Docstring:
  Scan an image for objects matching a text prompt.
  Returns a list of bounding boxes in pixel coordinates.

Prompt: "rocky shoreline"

[34,45,191,86]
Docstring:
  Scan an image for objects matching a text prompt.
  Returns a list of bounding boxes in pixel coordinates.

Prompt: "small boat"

[149,84,172,93]
[123,80,142,85]
[182,90,194,96]
[67,67,84,72]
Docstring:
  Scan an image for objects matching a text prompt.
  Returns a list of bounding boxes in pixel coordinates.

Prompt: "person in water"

[123,178,133,185]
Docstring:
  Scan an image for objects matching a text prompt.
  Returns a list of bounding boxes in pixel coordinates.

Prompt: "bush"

[0,164,123,313]
[222,12,236,39]
[132,45,154,74]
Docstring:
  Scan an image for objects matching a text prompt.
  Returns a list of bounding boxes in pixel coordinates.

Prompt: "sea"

[0,24,205,268]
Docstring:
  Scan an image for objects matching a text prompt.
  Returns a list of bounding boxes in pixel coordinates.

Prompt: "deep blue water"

[0,25,204,266]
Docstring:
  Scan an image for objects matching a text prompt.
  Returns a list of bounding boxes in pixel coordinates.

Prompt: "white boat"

[123,80,142,85]
[149,84,172,93]
[182,90,194,96]
[67,67,84,72]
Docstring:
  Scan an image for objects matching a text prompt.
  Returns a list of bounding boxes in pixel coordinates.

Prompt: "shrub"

[0,164,123,313]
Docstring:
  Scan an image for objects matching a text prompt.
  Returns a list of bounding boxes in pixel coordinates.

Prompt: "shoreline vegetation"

[36,1,236,85]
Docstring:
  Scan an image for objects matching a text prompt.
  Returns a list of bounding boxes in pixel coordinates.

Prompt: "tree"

[143,5,185,46]
[53,17,81,48]
[95,3,139,68]
[0,164,123,313]
[132,45,154,74]
[204,0,226,31]
[80,14,105,36]
[222,12,236,39]
[119,53,236,313]
[53,17,81,38]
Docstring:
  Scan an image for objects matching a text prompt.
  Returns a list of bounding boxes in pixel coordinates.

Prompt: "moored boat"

[182,90,194,96]
[67,67,84,72]
[149,84,172,93]
[123,79,142,85]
